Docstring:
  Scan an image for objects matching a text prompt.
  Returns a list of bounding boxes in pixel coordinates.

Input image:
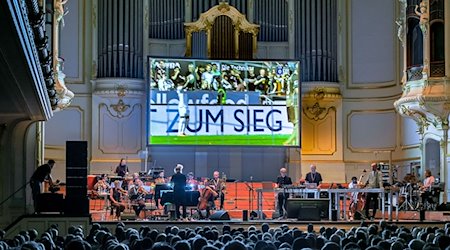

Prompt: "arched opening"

[407,19,423,67]
[211,16,235,59]
[425,138,440,181]
[406,18,423,81]
[430,22,445,77]
[184,2,259,59]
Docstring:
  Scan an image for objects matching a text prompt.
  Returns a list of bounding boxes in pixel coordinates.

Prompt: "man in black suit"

[275,167,292,217]
[305,164,323,186]
[171,164,187,220]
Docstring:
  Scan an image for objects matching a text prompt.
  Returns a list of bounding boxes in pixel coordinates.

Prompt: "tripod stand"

[398,183,417,211]
[244,179,257,219]
[234,180,238,209]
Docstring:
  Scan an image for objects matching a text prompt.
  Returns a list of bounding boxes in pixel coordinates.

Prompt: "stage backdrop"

[147,57,301,147]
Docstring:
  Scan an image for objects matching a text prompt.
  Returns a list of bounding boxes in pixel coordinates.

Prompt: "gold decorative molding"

[399,106,430,134]
[100,102,139,119]
[395,0,407,47]
[302,87,339,121]
[184,1,259,58]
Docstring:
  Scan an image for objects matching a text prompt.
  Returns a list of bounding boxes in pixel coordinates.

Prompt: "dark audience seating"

[1,221,450,250]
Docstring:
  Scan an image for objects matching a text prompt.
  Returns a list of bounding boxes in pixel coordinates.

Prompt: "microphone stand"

[234,180,238,209]
[244,180,254,217]
[250,176,254,212]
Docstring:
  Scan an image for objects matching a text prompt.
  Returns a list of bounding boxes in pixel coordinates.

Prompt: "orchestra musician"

[128,178,147,218]
[109,180,127,219]
[364,163,384,220]
[154,171,168,208]
[275,168,292,218]
[171,164,187,220]
[93,174,110,194]
[186,172,199,191]
[305,164,323,186]
[154,171,167,184]
[115,158,129,178]
[207,171,226,210]
[348,176,360,219]
[420,169,435,205]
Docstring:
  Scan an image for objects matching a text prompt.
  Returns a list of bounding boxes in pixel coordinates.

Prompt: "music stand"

[244,182,255,214]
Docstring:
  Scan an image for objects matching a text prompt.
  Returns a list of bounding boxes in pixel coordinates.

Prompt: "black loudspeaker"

[287,198,329,219]
[298,206,321,221]
[242,210,248,221]
[437,203,450,211]
[250,211,266,220]
[272,211,281,219]
[353,211,364,220]
[331,209,337,221]
[65,141,89,216]
[36,193,64,213]
[209,210,230,220]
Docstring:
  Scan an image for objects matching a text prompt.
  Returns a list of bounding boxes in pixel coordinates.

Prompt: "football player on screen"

[177,74,189,136]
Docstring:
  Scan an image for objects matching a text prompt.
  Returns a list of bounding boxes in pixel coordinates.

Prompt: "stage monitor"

[147,57,301,147]
[286,198,329,219]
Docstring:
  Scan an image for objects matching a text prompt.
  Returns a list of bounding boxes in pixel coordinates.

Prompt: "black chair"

[422,185,441,210]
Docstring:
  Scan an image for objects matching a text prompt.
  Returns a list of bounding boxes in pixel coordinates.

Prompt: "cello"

[198,186,218,210]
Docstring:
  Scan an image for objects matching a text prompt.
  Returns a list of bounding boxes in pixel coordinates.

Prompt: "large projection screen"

[147,57,301,147]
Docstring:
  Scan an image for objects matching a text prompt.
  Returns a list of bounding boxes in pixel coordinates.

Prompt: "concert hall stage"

[91,214,449,234]
[88,181,450,226]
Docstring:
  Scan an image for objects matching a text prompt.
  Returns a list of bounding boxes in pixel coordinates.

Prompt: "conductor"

[171,164,187,220]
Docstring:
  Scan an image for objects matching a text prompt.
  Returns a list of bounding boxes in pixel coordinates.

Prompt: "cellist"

[197,180,218,219]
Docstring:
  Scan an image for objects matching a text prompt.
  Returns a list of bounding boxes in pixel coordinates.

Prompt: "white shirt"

[348,181,358,201]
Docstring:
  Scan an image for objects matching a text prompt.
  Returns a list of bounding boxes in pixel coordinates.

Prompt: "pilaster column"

[247,0,253,23]
[445,0,450,77]
[441,120,448,203]
[288,0,295,59]
[185,0,192,22]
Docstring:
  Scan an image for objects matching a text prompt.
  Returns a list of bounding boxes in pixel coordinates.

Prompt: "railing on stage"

[256,187,400,221]
[256,187,326,219]
[328,188,399,221]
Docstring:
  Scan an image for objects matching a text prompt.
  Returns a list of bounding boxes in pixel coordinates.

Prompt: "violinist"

[128,178,147,218]
[207,171,226,210]
[171,164,187,220]
[93,174,110,194]
[154,170,169,208]
[155,171,167,184]
[109,180,127,219]
[186,172,199,191]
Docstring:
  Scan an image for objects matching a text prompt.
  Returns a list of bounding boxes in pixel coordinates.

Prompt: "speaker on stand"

[65,141,89,216]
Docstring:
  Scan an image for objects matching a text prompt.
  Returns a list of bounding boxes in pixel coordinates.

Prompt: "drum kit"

[393,174,426,211]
